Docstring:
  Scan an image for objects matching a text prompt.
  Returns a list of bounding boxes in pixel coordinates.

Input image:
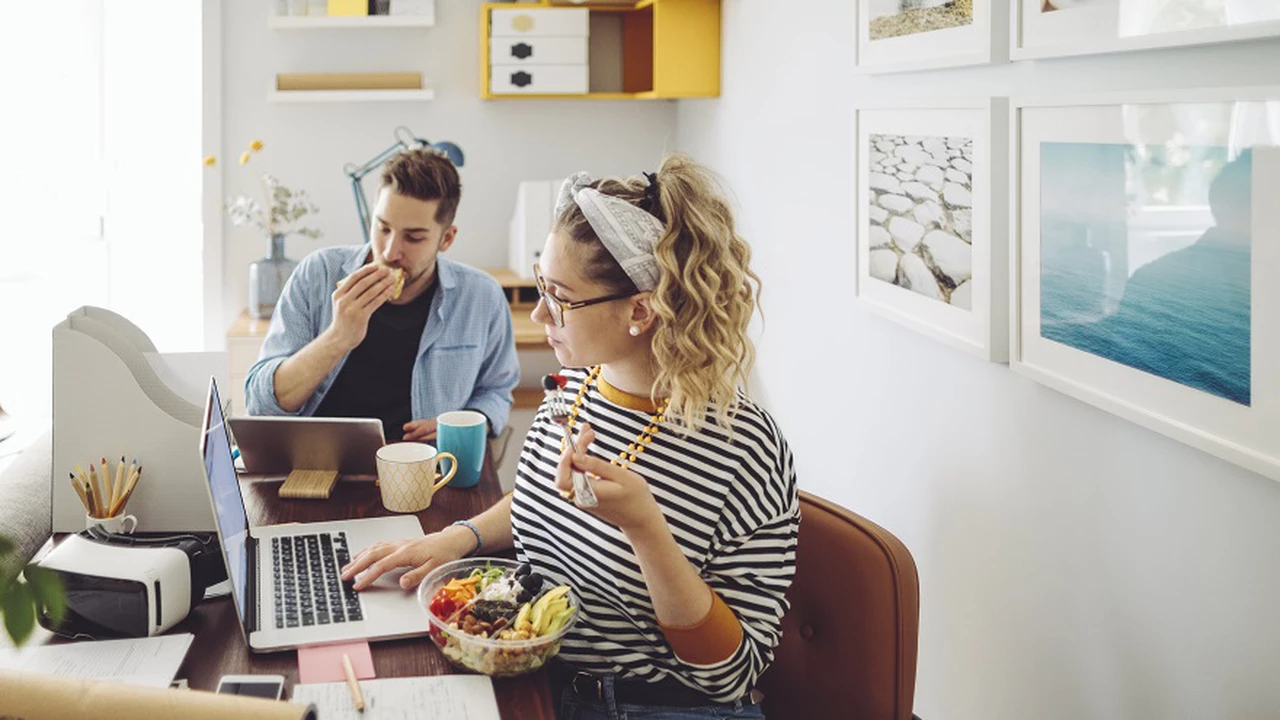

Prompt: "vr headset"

[33,529,227,639]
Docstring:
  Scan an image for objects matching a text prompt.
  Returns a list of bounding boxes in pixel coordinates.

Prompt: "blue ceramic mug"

[436,411,488,489]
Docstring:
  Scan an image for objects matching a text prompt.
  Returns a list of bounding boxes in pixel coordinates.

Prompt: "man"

[245,148,519,442]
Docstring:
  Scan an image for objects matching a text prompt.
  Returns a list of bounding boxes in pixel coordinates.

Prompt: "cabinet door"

[490,64,588,94]
[490,7,588,37]
[491,36,588,65]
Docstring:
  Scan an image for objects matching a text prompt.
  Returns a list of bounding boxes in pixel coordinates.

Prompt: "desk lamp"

[344,126,464,244]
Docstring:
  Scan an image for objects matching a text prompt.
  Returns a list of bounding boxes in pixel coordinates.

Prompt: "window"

[0,1,204,421]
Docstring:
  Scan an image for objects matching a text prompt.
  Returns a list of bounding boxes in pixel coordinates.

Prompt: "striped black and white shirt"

[511,367,800,703]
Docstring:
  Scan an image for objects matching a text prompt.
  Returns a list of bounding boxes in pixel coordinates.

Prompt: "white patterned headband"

[553,171,664,292]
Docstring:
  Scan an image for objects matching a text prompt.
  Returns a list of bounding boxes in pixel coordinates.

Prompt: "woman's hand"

[340,527,473,591]
[556,423,666,535]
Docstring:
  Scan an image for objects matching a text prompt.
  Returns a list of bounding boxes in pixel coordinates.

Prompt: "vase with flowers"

[207,140,323,319]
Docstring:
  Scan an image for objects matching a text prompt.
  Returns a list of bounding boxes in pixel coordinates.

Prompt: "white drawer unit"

[490,7,588,37]
[490,64,588,95]
[491,36,588,66]
[487,7,589,96]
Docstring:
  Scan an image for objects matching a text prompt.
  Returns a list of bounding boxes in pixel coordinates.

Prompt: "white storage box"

[509,179,564,279]
[490,7,588,37]
[491,36,589,65]
[491,65,588,94]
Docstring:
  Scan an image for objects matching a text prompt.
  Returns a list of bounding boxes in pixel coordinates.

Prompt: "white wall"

[676,5,1280,719]
[217,0,678,342]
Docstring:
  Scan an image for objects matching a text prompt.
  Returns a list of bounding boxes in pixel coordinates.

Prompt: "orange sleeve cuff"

[658,590,743,665]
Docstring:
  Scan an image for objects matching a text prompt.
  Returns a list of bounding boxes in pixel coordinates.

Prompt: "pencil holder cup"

[86,512,138,534]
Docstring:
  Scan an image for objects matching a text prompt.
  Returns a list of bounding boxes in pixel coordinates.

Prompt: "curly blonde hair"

[554,153,761,432]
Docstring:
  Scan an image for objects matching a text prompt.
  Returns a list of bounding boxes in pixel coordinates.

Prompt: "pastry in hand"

[337,264,406,300]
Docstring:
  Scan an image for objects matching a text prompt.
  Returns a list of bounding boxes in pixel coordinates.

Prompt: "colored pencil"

[110,466,142,517]
[70,473,91,516]
[89,464,104,517]
[112,456,126,516]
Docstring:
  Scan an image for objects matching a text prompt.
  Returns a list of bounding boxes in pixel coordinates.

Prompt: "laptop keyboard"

[271,532,364,630]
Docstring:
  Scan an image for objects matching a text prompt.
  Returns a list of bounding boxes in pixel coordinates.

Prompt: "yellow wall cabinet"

[480,0,720,100]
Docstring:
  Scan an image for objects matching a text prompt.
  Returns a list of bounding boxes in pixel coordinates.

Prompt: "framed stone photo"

[1013,0,1280,60]
[855,99,1009,362]
[856,0,1008,74]
[1012,87,1280,481]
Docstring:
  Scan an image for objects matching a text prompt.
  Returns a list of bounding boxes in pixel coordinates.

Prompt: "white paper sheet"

[290,675,501,720]
[0,633,194,688]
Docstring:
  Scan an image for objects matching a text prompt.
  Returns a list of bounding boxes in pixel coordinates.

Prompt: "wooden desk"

[174,452,555,719]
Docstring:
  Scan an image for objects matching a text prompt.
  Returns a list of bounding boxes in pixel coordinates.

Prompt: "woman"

[342,153,799,719]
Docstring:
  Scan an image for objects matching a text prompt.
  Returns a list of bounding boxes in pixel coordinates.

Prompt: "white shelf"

[268,88,436,103]
[268,14,435,29]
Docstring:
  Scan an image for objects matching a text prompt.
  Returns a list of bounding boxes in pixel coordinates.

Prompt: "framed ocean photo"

[855,0,1008,74]
[1011,88,1280,481]
[855,99,1009,361]
[1013,0,1280,60]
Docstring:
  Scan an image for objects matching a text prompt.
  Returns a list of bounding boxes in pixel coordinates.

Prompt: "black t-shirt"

[315,280,437,442]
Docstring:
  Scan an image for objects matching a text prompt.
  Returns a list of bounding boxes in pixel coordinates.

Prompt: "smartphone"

[215,674,286,700]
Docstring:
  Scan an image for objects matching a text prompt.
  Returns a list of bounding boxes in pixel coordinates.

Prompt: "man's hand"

[402,418,438,442]
[325,264,397,351]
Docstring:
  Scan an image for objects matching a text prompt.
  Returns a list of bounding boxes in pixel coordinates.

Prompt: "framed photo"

[1013,0,1280,60]
[1011,88,1280,482]
[855,99,1009,362]
[856,0,1008,74]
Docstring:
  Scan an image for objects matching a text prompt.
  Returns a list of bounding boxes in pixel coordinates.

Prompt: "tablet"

[227,416,385,478]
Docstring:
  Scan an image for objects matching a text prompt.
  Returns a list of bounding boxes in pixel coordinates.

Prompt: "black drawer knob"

[512,43,533,60]
[511,71,532,88]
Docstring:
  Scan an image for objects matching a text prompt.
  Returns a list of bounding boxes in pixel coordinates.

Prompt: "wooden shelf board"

[480,91,658,101]
[484,267,537,288]
[268,89,435,103]
[513,387,546,410]
[268,14,435,29]
[228,310,273,338]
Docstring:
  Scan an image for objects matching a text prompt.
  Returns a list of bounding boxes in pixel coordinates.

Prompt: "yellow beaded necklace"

[560,365,668,472]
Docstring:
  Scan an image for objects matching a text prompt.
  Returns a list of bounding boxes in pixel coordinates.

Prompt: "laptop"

[199,377,428,653]
[228,415,385,479]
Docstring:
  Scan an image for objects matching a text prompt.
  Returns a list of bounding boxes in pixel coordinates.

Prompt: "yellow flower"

[250,139,264,152]
[203,155,217,167]
[240,151,251,165]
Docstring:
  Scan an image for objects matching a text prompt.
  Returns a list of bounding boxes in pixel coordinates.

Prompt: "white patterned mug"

[376,442,458,513]
[86,512,138,535]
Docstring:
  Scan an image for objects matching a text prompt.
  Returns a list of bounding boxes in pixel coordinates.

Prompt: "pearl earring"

[628,326,641,337]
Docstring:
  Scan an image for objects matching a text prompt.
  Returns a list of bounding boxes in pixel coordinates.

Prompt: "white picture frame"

[1012,0,1280,61]
[856,0,1008,74]
[855,98,1009,362]
[1011,87,1280,482]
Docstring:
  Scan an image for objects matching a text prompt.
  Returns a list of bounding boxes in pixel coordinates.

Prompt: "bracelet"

[450,520,483,557]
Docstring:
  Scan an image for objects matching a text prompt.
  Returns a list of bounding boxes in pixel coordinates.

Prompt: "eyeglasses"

[533,265,634,328]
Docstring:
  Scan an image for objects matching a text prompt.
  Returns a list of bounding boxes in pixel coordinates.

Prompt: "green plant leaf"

[25,564,66,627]
[1,582,36,646]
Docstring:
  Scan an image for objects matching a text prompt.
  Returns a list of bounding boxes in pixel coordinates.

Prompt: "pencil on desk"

[342,652,365,712]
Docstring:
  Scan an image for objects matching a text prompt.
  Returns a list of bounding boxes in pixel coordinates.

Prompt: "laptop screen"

[200,378,251,625]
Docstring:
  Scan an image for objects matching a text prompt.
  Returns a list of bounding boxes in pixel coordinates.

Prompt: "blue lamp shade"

[345,127,465,245]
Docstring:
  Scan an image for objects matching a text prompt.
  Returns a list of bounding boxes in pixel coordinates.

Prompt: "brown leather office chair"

[758,491,920,720]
